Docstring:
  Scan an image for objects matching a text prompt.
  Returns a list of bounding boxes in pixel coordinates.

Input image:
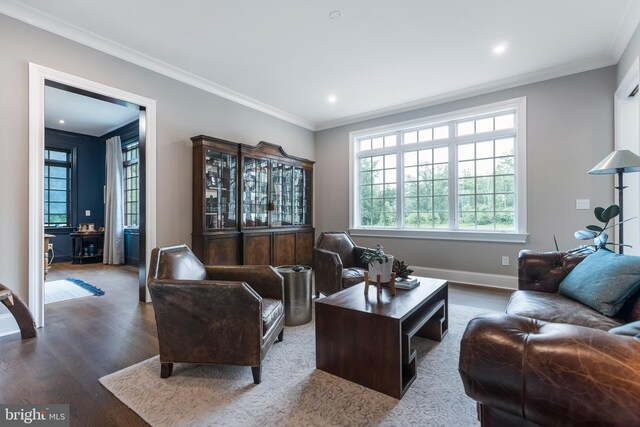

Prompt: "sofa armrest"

[459,313,640,426]
[518,250,585,292]
[204,265,283,301]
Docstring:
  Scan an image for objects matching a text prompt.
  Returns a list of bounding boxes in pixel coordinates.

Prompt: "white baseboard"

[411,266,517,290]
[0,313,20,338]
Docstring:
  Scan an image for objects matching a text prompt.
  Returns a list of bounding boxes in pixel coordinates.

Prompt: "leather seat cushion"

[262,298,284,333]
[342,267,366,288]
[507,290,623,331]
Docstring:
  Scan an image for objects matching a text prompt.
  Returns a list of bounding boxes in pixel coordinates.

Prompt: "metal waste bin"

[276,265,312,326]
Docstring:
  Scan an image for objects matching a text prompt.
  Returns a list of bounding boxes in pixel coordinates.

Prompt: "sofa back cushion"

[558,249,640,317]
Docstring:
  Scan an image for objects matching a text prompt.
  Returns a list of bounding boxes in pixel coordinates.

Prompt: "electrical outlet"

[501,256,510,266]
[48,243,53,251]
[85,210,91,216]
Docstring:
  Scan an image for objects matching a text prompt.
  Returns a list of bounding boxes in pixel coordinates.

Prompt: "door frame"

[28,63,157,327]
[614,56,640,253]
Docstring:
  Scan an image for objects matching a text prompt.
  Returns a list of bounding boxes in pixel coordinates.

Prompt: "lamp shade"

[588,150,640,175]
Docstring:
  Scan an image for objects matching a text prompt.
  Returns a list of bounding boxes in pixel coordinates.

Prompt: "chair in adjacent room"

[147,244,285,384]
[313,231,368,297]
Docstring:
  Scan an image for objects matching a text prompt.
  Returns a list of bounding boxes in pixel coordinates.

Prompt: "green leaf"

[575,230,597,240]
[602,205,620,221]
[594,207,605,222]
[586,225,603,232]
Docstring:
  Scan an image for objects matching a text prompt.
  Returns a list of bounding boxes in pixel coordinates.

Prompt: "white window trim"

[348,97,528,243]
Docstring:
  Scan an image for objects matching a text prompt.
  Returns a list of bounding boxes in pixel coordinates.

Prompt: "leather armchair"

[459,250,640,426]
[313,231,367,297]
[147,244,285,384]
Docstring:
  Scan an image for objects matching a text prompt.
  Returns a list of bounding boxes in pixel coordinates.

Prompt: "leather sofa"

[459,250,640,426]
[147,244,285,384]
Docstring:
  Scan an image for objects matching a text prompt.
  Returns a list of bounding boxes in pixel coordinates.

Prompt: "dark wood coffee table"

[315,277,448,399]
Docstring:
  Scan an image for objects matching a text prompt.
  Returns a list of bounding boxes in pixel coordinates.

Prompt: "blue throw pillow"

[608,320,640,338]
[558,249,640,317]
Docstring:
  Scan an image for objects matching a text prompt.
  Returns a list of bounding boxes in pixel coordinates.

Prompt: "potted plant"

[360,244,394,283]
[571,204,631,253]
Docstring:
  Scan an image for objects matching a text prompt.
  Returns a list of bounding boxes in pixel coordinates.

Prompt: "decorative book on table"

[395,277,420,290]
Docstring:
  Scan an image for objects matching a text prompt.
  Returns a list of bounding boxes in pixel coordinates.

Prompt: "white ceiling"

[45,86,139,136]
[4,0,640,130]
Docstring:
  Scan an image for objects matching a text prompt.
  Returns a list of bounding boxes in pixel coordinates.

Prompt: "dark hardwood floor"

[0,262,512,426]
[0,262,155,426]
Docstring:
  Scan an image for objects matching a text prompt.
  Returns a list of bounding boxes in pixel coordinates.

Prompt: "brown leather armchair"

[147,244,285,384]
[313,231,367,297]
[459,250,640,426]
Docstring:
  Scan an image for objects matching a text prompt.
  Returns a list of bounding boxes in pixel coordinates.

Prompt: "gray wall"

[0,14,314,301]
[315,67,616,280]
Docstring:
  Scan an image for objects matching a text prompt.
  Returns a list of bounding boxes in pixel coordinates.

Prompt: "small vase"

[368,255,394,283]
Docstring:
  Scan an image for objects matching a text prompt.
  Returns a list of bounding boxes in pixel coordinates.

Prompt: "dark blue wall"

[45,128,105,262]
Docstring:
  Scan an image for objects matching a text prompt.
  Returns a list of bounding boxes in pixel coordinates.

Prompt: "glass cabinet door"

[242,158,269,227]
[294,167,312,225]
[204,149,236,230]
[270,161,293,226]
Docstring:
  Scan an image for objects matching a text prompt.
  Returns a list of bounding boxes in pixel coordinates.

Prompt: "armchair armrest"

[460,313,640,426]
[518,250,585,292]
[313,247,343,295]
[148,279,264,364]
[353,245,368,269]
[204,265,283,301]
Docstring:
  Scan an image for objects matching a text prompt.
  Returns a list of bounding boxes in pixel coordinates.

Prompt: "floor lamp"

[588,149,640,254]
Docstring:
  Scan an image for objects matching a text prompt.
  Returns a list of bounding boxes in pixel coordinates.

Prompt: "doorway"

[29,64,157,327]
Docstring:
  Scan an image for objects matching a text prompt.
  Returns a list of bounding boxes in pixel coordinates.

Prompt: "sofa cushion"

[558,249,640,317]
[608,320,640,337]
[262,298,284,334]
[507,290,622,331]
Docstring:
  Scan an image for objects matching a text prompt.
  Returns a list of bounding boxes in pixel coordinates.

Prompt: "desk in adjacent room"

[70,231,104,264]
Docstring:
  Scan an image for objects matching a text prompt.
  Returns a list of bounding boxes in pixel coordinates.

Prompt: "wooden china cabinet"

[192,135,314,266]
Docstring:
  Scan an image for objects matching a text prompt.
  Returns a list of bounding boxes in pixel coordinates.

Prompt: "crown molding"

[0,1,315,131]
[315,55,616,131]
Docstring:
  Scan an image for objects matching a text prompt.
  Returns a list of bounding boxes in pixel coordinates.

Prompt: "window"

[351,98,527,242]
[44,148,72,227]
[123,143,139,227]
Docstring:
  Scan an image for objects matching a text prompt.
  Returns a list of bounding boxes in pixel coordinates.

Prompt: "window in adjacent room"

[350,97,527,243]
[44,148,72,227]
[123,143,139,227]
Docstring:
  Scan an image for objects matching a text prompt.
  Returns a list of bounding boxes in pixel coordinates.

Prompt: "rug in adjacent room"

[45,278,105,304]
[100,304,493,427]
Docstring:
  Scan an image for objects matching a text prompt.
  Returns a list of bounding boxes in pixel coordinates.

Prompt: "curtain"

[104,136,125,264]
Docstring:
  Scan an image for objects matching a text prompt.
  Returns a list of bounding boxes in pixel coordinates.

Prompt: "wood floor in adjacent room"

[0,263,512,426]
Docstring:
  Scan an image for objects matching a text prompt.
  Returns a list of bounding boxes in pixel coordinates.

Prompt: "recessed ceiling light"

[328,95,337,104]
[329,10,343,21]
[493,43,508,55]
[59,119,65,124]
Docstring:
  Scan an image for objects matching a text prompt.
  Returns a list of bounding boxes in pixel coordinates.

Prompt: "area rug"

[45,278,105,304]
[100,304,493,426]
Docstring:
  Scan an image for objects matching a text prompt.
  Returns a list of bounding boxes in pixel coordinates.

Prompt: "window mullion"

[396,131,403,229]
[449,124,457,231]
